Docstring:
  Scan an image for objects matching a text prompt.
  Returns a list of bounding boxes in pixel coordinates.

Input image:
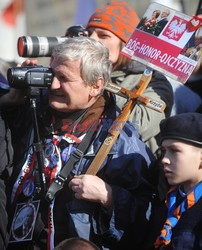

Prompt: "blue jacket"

[170,198,202,250]
[6,96,156,250]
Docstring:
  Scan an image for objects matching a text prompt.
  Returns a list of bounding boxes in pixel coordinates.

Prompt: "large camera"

[7,66,53,89]
[18,25,89,58]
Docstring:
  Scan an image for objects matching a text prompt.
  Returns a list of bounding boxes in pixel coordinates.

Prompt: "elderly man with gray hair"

[4,36,157,250]
[154,8,170,36]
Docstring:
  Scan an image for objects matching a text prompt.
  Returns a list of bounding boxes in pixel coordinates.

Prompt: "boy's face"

[161,139,202,192]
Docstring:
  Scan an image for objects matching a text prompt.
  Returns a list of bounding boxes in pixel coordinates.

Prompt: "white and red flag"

[0,0,26,62]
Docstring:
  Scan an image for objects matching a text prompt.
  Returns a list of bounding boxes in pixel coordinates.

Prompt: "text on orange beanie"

[87,1,139,43]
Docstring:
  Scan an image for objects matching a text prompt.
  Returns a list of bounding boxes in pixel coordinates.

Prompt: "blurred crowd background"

[0,0,200,65]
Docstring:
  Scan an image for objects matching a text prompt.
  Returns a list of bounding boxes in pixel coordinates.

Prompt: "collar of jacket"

[84,96,119,157]
[111,61,146,79]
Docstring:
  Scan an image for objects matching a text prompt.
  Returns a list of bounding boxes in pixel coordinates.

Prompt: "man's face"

[89,27,121,64]
[161,139,202,192]
[49,57,94,113]
[161,11,169,18]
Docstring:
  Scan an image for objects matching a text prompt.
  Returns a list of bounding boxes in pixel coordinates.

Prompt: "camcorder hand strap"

[45,125,95,202]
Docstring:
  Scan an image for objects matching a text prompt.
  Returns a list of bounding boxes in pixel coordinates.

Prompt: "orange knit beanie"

[87,1,139,43]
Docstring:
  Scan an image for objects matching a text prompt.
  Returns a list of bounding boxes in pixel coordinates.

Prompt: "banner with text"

[121,3,202,83]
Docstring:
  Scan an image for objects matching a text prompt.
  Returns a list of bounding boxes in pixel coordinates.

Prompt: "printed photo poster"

[121,3,202,83]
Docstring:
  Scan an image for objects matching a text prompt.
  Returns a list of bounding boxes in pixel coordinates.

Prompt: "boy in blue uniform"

[154,112,202,250]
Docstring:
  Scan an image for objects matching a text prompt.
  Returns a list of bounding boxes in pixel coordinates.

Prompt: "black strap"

[45,126,95,202]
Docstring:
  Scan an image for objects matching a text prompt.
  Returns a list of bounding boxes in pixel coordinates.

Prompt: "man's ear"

[89,78,104,97]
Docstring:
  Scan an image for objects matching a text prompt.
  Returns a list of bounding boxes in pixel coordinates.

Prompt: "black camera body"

[7,66,53,89]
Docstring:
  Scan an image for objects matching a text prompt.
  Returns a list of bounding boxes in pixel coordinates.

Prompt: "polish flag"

[0,0,26,62]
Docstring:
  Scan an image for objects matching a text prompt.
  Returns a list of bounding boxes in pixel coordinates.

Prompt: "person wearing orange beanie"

[87,1,139,71]
[86,2,174,249]
[87,1,174,156]
[87,1,139,43]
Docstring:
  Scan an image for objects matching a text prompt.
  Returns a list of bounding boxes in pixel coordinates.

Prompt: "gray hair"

[163,9,170,16]
[52,36,112,87]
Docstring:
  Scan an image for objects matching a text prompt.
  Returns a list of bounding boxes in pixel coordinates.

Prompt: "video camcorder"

[7,66,53,89]
[17,25,89,57]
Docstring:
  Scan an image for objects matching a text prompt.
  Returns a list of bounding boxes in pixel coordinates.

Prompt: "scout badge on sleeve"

[121,3,202,83]
[9,201,40,243]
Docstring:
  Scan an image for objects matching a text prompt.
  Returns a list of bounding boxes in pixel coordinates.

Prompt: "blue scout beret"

[160,112,202,147]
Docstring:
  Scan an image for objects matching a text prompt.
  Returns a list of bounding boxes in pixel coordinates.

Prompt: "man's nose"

[51,77,60,89]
